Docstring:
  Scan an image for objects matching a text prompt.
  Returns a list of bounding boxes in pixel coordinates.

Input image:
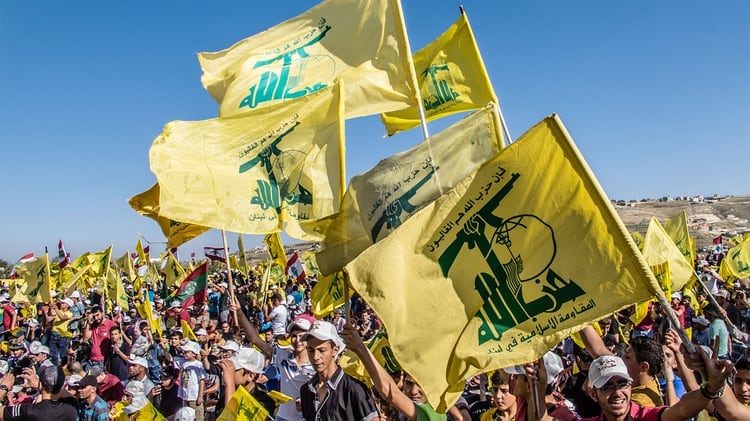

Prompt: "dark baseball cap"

[77,375,98,389]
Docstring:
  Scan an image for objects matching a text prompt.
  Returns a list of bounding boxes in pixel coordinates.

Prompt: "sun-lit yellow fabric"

[309,104,504,275]
[150,84,344,240]
[381,13,496,135]
[15,254,51,304]
[217,384,270,421]
[664,210,695,265]
[344,115,661,412]
[642,217,695,293]
[199,0,416,120]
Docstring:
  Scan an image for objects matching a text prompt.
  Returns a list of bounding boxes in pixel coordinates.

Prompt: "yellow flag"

[263,233,287,268]
[341,328,402,385]
[129,183,211,248]
[69,252,91,273]
[630,300,652,325]
[136,293,162,337]
[723,238,750,279]
[62,264,92,293]
[199,0,415,120]
[267,390,293,405]
[237,235,249,276]
[217,384,270,421]
[631,232,645,251]
[344,115,661,411]
[136,239,149,267]
[310,271,346,318]
[87,245,113,279]
[115,252,136,281]
[134,401,166,421]
[301,251,320,276]
[719,258,737,285]
[150,84,345,240]
[664,210,694,265]
[15,254,52,304]
[181,319,198,342]
[650,261,672,298]
[381,13,497,135]
[641,217,695,293]
[107,266,129,310]
[310,104,505,275]
[161,251,187,287]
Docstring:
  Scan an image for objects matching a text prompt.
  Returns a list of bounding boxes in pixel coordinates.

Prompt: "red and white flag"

[58,239,70,268]
[285,252,306,283]
[204,246,227,262]
[10,252,35,279]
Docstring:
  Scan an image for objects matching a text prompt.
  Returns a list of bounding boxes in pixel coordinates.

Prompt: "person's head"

[681,295,692,307]
[38,365,65,395]
[160,366,178,389]
[573,344,594,370]
[127,357,149,379]
[219,340,240,359]
[169,331,183,347]
[91,305,104,324]
[9,342,26,358]
[140,322,151,336]
[489,371,517,412]
[271,293,282,305]
[68,361,84,376]
[662,345,677,370]
[29,341,50,363]
[231,347,265,387]
[60,298,73,310]
[180,341,201,361]
[733,358,750,405]
[287,317,312,354]
[87,366,105,384]
[303,321,344,375]
[624,336,663,379]
[704,304,721,321]
[75,375,99,401]
[110,325,122,342]
[587,355,634,419]
[692,316,710,331]
[696,291,707,303]
[402,373,428,404]
[220,322,231,334]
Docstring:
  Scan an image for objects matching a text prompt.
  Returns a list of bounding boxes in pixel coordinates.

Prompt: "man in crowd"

[217,347,277,415]
[83,305,117,371]
[0,364,78,420]
[71,375,109,421]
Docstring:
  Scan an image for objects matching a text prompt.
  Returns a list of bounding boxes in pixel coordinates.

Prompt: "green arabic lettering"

[422,64,459,111]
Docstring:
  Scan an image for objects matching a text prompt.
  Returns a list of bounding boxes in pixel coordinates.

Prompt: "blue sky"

[1,1,748,263]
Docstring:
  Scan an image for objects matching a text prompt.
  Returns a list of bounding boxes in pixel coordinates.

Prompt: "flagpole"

[394,0,445,195]
[221,230,239,326]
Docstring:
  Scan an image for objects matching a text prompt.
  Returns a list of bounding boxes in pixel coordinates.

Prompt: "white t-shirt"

[177,359,206,401]
[270,305,288,336]
[272,346,315,420]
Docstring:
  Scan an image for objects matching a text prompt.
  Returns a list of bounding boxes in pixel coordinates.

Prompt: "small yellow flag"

[724,237,750,279]
[217,384,270,421]
[641,217,695,293]
[129,183,211,249]
[150,84,345,240]
[381,13,497,135]
[310,104,504,275]
[15,254,51,304]
[106,267,129,310]
[664,210,695,265]
[310,271,346,318]
[344,114,661,411]
[263,233,287,269]
[199,0,416,119]
[161,251,187,288]
[181,319,198,342]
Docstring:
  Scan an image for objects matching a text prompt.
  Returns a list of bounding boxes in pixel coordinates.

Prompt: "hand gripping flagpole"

[221,230,239,326]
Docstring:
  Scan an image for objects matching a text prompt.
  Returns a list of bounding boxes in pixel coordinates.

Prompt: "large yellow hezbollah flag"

[87,246,113,279]
[724,237,750,279]
[642,217,695,293]
[309,104,504,275]
[129,183,211,249]
[199,0,416,120]
[310,271,345,318]
[345,115,661,411]
[664,210,695,265]
[16,254,52,304]
[381,13,496,135]
[150,84,345,240]
[217,384,270,421]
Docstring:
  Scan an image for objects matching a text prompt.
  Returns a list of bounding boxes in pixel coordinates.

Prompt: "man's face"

[289,329,307,353]
[111,329,122,343]
[170,336,181,347]
[662,345,677,370]
[92,310,104,324]
[733,368,750,404]
[306,337,338,374]
[77,385,96,400]
[221,323,231,334]
[128,364,143,378]
[402,374,427,404]
[491,382,516,411]
[623,347,640,378]
[592,377,632,418]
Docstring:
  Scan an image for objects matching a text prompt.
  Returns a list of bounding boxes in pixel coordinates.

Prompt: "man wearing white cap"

[232,295,314,421]
[217,347,276,416]
[67,291,86,338]
[46,297,74,366]
[299,320,378,421]
[126,356,155,397]
[177,340,207,421]
[28,340,54,369]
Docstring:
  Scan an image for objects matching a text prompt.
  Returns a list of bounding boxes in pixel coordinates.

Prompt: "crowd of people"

[0,250,748,421]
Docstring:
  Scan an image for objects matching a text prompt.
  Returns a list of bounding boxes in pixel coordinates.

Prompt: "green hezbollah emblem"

[437,172,585,345]
[422,64,459,112]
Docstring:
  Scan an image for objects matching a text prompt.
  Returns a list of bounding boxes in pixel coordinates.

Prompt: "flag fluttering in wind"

[204,247,227,262]
[216,383,270,421]
[663,211,694,265]
[723,237,750,279]
[129,183,211,248]
[263,233,287,269]
[57,240,70,269]
[9,252,34,279]
[173,262,209,309]
[285,252,306,283]
[381,12,497,135]
[150,84,345,240]
[15,254,52,304]
[344,114,662,411]
[309,104,504,275]
[198,0,416,120]
[641,217,696,294]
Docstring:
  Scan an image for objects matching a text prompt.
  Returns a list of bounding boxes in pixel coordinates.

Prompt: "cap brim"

[592,372,633,389]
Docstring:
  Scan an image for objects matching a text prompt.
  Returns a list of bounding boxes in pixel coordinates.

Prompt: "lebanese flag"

[285,252,307,283]
[713,235,723,245]
[204,246,227,262]
[173,262,209,309]
[713,235,724,254]
[10,252,35,279]
[58,240,70,268]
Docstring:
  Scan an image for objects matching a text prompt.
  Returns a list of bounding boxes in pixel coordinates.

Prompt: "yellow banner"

[161,251,187,287]
[310,271,345,318]
[150,84,345,240]
[664,210,695,265]
[642,217,695,293]
[115,252,136,281]
[199,0,415,120]
[724,238,750,279]
[310,104,504,275]
[381,13,496,135]
[344,115,661,411]
[263,233,287,268]
[107,266,129,310]
[129,183,211,248]
[216,384,270,421]
[15,254,51,304]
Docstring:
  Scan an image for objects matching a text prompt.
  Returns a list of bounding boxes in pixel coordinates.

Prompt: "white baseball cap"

[70,291,81,299]
[231,347,265,374]
[173,407,196,421]
[180,340,201,355]
[287,317,312,333]
[61,298,74,308]
[219,340,240,352]
[127,356,149,369]
[170,300,181,309]
[29,340,51,355]
[302,320,344,350]
[589,355,633,389]
[195,328,207,336]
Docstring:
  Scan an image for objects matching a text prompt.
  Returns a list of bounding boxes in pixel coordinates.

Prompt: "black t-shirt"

[155,383,181,418]
[3,396,79,421]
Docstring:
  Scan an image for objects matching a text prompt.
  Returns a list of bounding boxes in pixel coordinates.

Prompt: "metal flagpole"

[221,230,239,325]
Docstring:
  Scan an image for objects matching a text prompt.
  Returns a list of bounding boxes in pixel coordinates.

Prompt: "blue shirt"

[78,395,110,421]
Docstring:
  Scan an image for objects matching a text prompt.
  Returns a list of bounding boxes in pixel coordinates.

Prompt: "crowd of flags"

[6,0,750,417]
